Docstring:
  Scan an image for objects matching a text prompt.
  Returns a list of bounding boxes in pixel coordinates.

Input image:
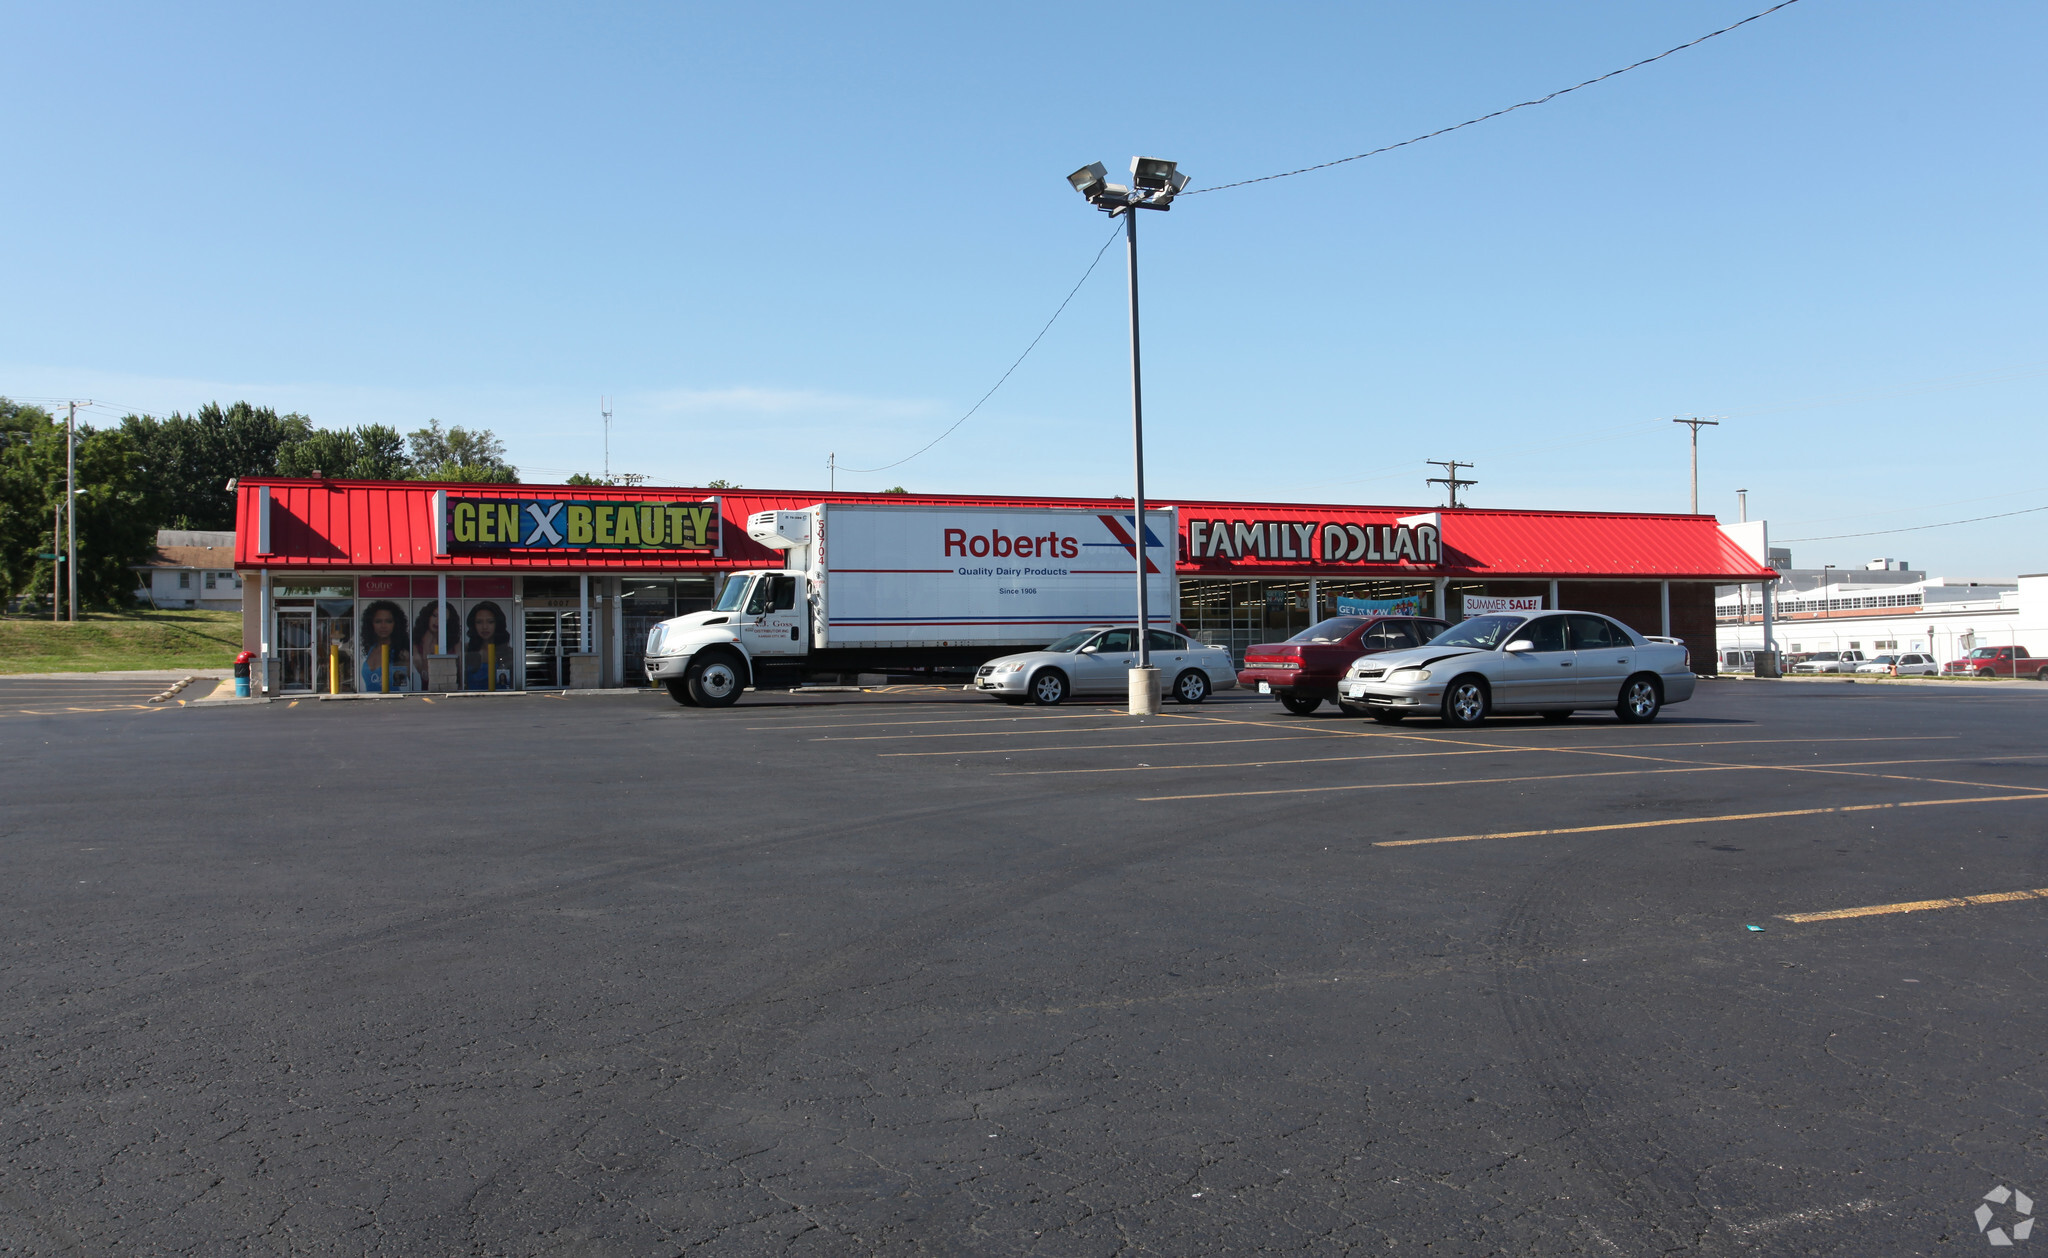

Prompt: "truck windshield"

[714,577,754,613]
[1809,652,1839,661]
[1969,648,1997,658]
[1287,617,1366,644]
[1428,615,1523,650]
[1043,631,1096,653]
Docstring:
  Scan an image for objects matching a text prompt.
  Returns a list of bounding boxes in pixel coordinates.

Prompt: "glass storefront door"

[277,608,314,692]
[523,609,583,688]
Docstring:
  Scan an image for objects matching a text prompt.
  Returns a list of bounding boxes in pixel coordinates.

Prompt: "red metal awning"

[233,479,1777,582]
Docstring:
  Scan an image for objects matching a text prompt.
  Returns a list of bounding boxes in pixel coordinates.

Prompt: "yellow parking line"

[1143,763,1754,801]
[1779,887,2048,924]
[755,711,1135,732]
[1374,794,2047,847]
[886,734,1325,758]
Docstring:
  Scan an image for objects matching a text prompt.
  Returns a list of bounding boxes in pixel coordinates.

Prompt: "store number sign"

[447,497,721,552]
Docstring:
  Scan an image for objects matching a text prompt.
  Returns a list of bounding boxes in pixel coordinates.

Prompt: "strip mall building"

[232,479,1775,694]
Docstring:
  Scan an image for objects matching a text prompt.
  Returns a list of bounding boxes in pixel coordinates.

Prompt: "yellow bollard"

[380,644,390,694]
[486,643,496,691]
[329,644,339,695]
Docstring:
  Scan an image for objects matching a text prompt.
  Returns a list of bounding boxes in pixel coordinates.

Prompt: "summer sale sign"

[447,497,721,552]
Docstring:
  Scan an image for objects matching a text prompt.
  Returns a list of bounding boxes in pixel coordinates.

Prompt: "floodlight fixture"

[1067,162,1109,200]
[1130,156,1178,191]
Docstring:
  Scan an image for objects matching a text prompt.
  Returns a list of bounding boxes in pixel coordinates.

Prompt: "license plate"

[1346,683,1367,698]
[1258,681,1271,694]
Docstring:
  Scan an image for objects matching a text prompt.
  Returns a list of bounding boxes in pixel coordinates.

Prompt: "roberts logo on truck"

[944,528,1081,560]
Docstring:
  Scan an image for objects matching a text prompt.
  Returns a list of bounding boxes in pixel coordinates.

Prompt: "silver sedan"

[972,626,1238,706]
[1336,610,1698,727]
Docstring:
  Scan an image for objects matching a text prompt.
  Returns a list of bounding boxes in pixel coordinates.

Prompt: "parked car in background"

[973,626,1237,706]
[1854,653,1939,676]
[1239,614,1450,715]
[1720,648,1755,672]
[1336,610,1696,727]
[1793,650,1867,674]
[1943,645,2046,679]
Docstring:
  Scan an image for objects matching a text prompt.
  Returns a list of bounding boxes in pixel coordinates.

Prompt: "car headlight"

[1387,668,1431,684]
[993,661,1026,674]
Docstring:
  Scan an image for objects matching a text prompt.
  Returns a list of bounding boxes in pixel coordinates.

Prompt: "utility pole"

[52,497,63,621]
[65,401,84,623]
[1672,416,1720,513]
[1425,460,1476,509]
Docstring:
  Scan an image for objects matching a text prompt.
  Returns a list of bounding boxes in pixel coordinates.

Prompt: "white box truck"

[642,502,1178,706]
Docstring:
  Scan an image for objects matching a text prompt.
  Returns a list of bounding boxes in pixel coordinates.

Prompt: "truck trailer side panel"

[814,504,1177,650]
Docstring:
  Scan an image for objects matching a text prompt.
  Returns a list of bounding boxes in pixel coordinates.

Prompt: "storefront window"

[621,576,716,680]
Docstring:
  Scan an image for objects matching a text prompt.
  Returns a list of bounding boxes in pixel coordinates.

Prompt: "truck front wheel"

[687,653,746,707]
[665,678,697,706]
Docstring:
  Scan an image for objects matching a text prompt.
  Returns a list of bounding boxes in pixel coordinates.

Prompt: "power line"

[839,221,1124,475]
[1425,459,1476,508]
[1187,0,1806,197]
[1779,504,2048,543]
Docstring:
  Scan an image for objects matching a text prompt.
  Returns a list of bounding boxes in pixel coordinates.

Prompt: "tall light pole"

[1672,416,1720,513]
[1069,156,1188,715]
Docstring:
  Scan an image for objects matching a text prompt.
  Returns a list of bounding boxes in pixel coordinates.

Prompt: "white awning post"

[1659,580,1671,637]
[437,573,448,655]
[1307,579,1317,620]
[1433,577,1448,619]
[1548,579,1559,609]
[579,575,590,652]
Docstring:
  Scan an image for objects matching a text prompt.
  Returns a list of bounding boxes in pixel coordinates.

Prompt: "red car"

[1943,645,2046,679]
[1238,613,1451,715]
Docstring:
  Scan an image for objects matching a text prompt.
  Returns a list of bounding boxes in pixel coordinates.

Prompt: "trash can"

[234,650,255,698]
[1752,650,1781,679]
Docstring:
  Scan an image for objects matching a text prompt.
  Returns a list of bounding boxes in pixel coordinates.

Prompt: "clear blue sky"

[4,2,2044,576]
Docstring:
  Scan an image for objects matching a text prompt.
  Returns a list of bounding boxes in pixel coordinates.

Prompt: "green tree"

[407,420,517,482]
[274,424,412,480]
[121,401,314,530]
[1,398,157,609]
[704,478,741,490]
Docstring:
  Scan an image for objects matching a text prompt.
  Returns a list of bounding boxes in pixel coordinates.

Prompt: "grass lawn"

[0,609,244,674]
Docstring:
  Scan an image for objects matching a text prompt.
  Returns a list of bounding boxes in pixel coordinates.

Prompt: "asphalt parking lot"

[3,679,2046,1255]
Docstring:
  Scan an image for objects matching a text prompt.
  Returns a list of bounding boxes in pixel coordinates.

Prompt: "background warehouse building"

[231,479,1775,694]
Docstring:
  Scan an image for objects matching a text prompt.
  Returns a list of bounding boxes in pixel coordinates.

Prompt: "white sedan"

[1854,653,1939,676]
[1337,610,1697,726]
[972,626,1237,705]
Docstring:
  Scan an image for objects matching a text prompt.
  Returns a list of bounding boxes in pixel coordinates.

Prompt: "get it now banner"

[446,497,721,552]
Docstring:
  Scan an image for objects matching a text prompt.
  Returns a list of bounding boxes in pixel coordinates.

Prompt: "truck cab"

[642,570,812,704]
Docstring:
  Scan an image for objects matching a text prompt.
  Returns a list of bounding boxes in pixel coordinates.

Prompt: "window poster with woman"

[358,600,412,693]
[410,600,457,690]
[461,600,514,691]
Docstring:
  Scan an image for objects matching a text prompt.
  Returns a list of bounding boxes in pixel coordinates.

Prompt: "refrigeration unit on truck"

[642,502,1178,706]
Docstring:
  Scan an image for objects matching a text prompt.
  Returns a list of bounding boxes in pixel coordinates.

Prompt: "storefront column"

[579,575,590,652]
[1548,579,1559,610]
[1307,579,1317,620]
[258,568,272,694]
[1659,580,1671,636]
[1433,578,1447,619]
[436,574,448,653]
[609,578,624,687]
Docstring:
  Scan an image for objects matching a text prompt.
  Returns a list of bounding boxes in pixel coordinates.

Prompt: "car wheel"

[686,652,745,707]
[2036,667,2048,682]
[1539,710,1572,723]
[665,678,697,706]
[1979,668,1996,678]
[1172,669,1210,704]
[1615,674,1662,723]
[1279,693,1321,716]
[1029,669,1069,706]
[1440,677,1488,727]
[1368,709,1406,725]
